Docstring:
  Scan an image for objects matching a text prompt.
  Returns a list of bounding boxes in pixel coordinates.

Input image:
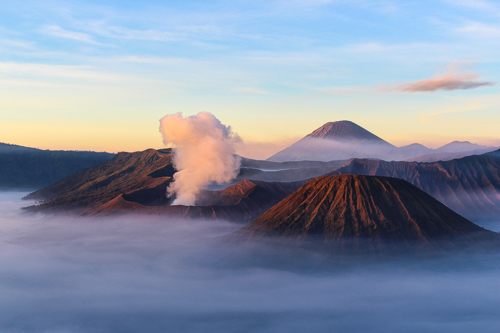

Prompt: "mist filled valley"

[1,192,499,333]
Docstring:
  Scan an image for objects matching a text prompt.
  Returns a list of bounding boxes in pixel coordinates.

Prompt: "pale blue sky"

[1,0,499,157]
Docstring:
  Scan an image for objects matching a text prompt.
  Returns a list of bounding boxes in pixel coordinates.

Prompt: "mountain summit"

[306,120,392,145]
[267,121,395,162]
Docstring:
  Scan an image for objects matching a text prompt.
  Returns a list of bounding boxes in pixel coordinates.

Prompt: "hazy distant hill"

[237,175,499,252]
[0,142,114,190]
[267,121,496,162]
[405,148,495,163]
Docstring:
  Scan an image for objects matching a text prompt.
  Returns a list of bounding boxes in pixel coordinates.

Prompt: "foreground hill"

[237,175,499,252]
[0,142,114,190]
[267,121,495,162]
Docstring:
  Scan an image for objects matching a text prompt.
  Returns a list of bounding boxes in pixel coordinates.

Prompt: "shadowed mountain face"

[88,179,305,223]
[238,175,499,252]
[0,142,114,190]
[25,149,176,211]
[267,121,496,162]
[329,150,500,222]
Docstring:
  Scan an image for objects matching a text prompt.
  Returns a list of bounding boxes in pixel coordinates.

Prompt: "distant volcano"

[237,175,499,252]
[267,121,396,162]
[267,120,496,162]
[305,120,393,144]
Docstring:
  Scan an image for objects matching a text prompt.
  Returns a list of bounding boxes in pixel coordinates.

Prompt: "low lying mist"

[1,192,500,333]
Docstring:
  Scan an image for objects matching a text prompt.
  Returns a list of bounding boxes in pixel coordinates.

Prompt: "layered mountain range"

[25,146,500,226]
[267,121,496,162]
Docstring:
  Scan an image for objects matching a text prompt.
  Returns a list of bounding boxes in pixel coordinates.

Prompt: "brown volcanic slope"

[328,150,500,221]
[24,148,306,221]
[25,149,176,212]
[238,175,499,251]
[89,179,305,223]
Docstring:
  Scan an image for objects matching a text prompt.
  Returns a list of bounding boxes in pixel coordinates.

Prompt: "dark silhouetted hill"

[0,142,114,190]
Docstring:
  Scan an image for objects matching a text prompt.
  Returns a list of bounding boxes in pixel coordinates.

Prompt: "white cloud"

[234,87,272,95]
[456,22,500,38]
[40,25,103,45]
[0,62,130,82]
[444,0,500,14]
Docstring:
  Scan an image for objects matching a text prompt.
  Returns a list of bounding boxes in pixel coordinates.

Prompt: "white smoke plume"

[159,112,241,205]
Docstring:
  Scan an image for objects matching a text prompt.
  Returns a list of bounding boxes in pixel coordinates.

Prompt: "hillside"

[87,179,305,223]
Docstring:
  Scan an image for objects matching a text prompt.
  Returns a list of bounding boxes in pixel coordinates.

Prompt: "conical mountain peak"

[306,121,390,144]
[237,175,499,252]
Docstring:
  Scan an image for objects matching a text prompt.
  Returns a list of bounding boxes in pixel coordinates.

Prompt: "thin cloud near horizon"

[397,62,496,92]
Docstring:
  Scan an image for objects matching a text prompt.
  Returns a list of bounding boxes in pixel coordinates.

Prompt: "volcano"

[305,120,392,144]
[238,175,499,252]
[266,121,497,162]
[267,121,397,162]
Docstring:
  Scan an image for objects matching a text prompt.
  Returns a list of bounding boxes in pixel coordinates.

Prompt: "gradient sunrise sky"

[1,0,499,158]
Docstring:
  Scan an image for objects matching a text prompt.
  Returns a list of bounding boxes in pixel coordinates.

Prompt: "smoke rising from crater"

[159,112,241,205]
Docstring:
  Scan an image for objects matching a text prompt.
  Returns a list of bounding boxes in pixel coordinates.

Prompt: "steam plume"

[159,112,241,205]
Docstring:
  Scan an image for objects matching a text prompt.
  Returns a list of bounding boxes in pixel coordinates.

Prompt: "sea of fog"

[1,191,500,333]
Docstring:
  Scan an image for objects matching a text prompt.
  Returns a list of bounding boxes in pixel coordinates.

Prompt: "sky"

[0,0,499,157]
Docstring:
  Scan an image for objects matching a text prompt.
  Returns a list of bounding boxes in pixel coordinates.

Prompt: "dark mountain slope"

[238,175,499,252]
[329,150,500,221]
[24,149,175,211]
[88,179,306,223]
[0,142,114,190]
